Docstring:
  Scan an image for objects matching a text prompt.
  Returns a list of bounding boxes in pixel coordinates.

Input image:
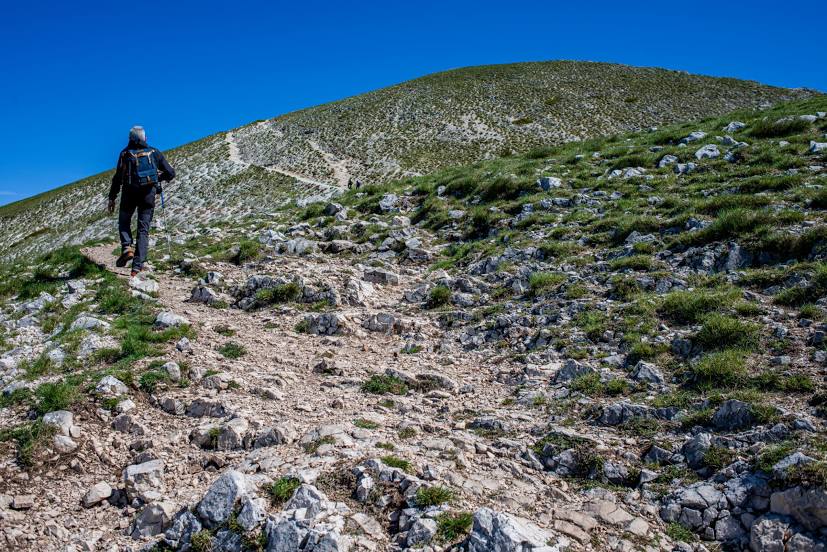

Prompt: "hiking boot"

[116,247,135,268]
[130,269,141,278]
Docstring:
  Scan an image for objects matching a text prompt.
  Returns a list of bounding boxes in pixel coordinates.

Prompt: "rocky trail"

[2,241,624,551]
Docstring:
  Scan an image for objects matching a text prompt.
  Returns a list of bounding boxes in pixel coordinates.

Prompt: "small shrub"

[680,408,714,429]
[427,285,452,308]
[303,435,335,453]
[0,387,32,408]
[362,374,408,395]
[620,417,661,438]
[255,282,301,306]
[694,314,760,351]
[436,511,473,542]
[660,289,736,324]
[381,455,412,473]
[138,370,169,393]
[218,341,247,359]
[415,485,454,507]
[755,442,796,473]
[35,380,78,415]
[691,349,747,389]
[190,530,213,552]
[786,461,827,488]
[575,309,608,341]
[528,272,566,296]
[609,255,653,271]
[703,446,736,470]
[353,419,379,430]
[666,522,695,543]
[570,372,602,395]
[213,324,235,337]
[604,379,628,396]
[231,239,261,264]
[266,476,301,506]
[398,427,416,439]
[0,419,55,466]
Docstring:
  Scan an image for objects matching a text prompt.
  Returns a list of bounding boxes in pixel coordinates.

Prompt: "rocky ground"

[2,96,827,551]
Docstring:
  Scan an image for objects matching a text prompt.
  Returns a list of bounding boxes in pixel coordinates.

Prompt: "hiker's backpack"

[126,148,159,188]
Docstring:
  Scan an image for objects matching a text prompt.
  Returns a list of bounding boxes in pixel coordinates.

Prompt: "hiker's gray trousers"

[118,203,154,271]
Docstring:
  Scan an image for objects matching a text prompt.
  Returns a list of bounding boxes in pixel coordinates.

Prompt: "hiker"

[107,126,175,277]
[347,177,353,189]
[355,178,362,189]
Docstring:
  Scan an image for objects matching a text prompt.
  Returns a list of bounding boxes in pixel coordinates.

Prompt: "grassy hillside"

[0,61,816,262]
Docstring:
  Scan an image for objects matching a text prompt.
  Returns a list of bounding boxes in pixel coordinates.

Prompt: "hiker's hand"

[107,199,115,214]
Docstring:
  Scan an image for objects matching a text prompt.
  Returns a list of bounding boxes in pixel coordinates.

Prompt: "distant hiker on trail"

[347,177,353,189]
[107,126,175,277]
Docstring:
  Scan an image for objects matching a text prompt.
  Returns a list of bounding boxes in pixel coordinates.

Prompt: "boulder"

[131,501,175,539]
[187,398,227,418]
[466,507,563,551]
[129,277,159,295]
[630,361,664,385]
[304,313,348,336]
[537,176,563,191]
[378,193,399,212]
[253,425,297,448]
[553,359,593,384]
[695,144,720,160]
[265,518,308,551]
[42,410,74,436]
[362,312,403,334]
[217,418,250,450]
[723,121,746,133]
[658,154,678,168]
[197,470,248,528]
[682,433,712,469]
[164,511,202,550]
[237,495,267,531]
[674,162,696,175]
[363,267,399,285]
[712,400,755,431]
[680,131,707,144]
[96,375,129,396]
[82,482,112,508]
[123,459,165,503]
[70,316,110,331]
[155,311,189,328]
[285,484,328,520]
[749,514,790,552]
[770,486,827,531]
[810,141,827,153]
[190,285,218,304]
[407,517,437,546]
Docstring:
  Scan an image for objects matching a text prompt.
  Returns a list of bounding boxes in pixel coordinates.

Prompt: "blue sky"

[1,0,824,206]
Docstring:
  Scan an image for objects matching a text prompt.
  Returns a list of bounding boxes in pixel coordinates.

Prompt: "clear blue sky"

[1,0,824,206]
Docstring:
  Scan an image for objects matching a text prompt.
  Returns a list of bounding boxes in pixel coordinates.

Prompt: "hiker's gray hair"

[129,125,146,143]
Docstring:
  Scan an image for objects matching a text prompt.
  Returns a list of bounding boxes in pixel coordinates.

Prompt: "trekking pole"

[161,189,172,259]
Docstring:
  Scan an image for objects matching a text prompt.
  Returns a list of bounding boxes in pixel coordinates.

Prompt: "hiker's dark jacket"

[109,139,175,206]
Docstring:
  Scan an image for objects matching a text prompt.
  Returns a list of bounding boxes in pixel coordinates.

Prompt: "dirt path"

[309,139,352,188]
[225,130,343,196]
